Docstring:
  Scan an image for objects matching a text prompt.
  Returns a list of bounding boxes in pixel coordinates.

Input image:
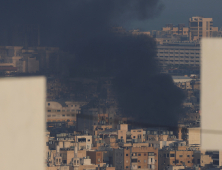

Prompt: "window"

[67,110,70,112]
[71,105,73,107]
[52,115,56,117]
[98,158,100,162]
[138,166,141,169]
[188,161,190,163]
[179,155,183,157]
[187,155,190,157]
[62,110,65,112]
[48,110,51,112]
[48,103,50,106]
[47,115,51,117]
[71,109,75,112]
[138,160,141,162]
[57,110,60,112]
[67,114,70,116]
[126,154,128,156]
[126,166,129,168]
[62,114,65,117]
[151,158,153,162]
[72,114,75,116]
[148,152,154,156]
[138,154,141,156]
[131,159,137,163]
[144,153,146,156]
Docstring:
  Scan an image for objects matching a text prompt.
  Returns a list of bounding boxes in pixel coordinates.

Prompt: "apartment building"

[189,16,218,41]
[131,129,145,143]
[156,42,200,66]
[46,101,87,124]
[162,24,189,36]
[158,148,194,170]
[113,146,158,170]
[87,150,104,165]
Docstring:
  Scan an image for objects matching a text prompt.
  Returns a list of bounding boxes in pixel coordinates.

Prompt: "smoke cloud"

[0,0,185,127]
[59,0,184,127]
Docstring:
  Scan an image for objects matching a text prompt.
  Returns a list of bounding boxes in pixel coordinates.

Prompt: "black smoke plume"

[0,0,185,127]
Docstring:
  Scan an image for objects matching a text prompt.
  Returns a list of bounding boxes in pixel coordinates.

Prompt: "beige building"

[189,16,218,41]
[193,151,213,167]
[131,129,144,143]
[187,127,200,147]
[162,24,189,36]
[166,165,185,170]
[117,124,128,143]
[75,135,92,151]
[46,101,87,124]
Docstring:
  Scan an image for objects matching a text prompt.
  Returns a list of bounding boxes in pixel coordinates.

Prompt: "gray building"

[113,148,124,170]
[156,42,200,67]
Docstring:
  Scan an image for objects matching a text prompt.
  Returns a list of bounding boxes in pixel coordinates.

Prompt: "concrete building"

[87,151,104,165]
[130,147,158,170]
[75,135,92,151]
[46,101,87,124]
[166,165,185,170]
[158,148,194,170]
[113,146,158,170]
[117,124,128,143]
[113,148,124,170]
[156,43,200,67]
[193,151,213,167]
[131,129,144,143]
[187,128,201,147]
[189,16,218,41]
[162,24,189,37]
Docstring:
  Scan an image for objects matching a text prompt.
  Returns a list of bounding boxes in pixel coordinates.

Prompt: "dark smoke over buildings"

[0,0,185,127]
[60,0,185,127]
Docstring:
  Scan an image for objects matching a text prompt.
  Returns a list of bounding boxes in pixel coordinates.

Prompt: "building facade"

[156,43,200,67]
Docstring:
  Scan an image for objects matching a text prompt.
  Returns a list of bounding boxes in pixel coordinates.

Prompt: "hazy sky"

[1,0,221,47]
[124,0,222,31]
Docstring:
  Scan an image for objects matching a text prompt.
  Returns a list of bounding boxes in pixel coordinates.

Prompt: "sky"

[1,0,222,46]
[125,0,222,31]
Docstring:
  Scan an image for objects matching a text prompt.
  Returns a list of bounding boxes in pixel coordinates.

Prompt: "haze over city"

[0,1,221,170]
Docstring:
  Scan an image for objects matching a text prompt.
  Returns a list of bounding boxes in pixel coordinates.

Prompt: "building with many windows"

[156,42,200,67]
[113,146,158,170]
[46,101,88,125]
[189,16,218,41]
